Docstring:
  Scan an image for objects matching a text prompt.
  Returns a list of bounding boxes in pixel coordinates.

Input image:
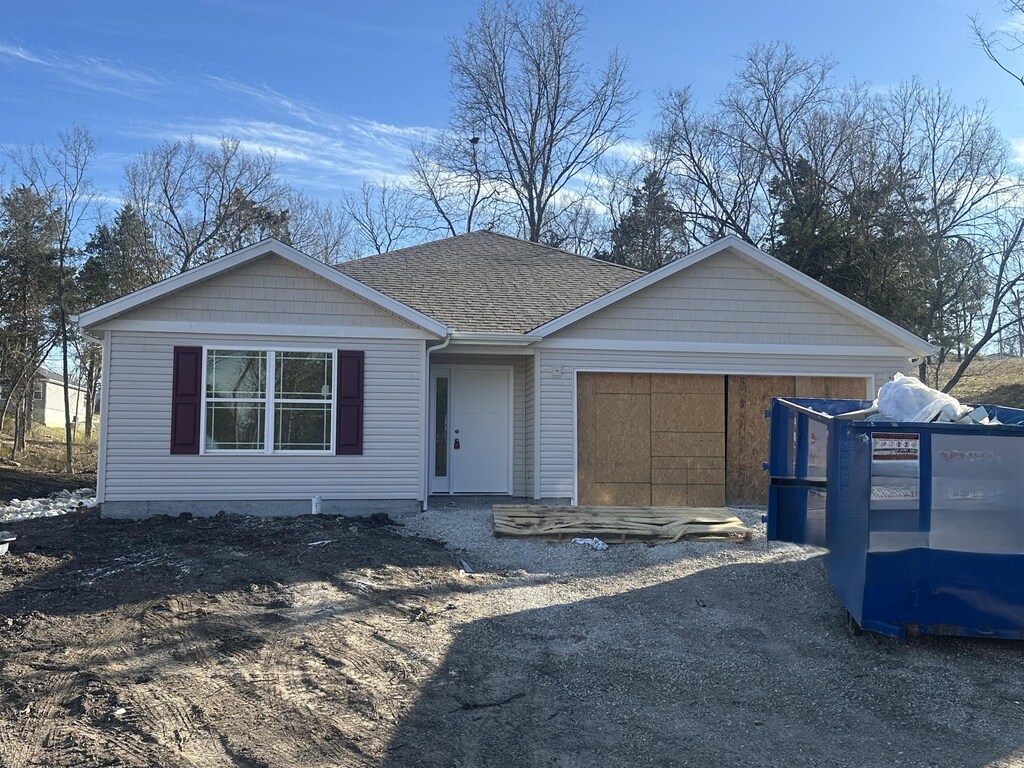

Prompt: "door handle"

[453,438,460,450]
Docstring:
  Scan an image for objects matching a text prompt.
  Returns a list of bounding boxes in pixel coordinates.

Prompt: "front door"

[432,366,512,494]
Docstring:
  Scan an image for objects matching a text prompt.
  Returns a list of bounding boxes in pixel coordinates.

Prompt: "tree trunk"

[83,354,95,439]
[60,304,73,476]
[13,396,27,457]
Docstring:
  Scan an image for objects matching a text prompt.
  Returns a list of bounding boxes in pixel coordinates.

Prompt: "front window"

[204,349,333,453]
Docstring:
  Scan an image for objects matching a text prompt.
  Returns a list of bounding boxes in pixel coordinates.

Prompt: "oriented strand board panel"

[577,373,652,505]
[651,375,726,506]
[794,376,869,399]
[577,373,725,507]
[726,375,869,505]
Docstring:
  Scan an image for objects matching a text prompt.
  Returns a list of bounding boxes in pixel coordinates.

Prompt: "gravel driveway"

[396,501,1024,768]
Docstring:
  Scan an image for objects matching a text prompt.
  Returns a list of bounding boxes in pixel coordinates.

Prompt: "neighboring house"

[75,231,935,518]
[0,368,87,429]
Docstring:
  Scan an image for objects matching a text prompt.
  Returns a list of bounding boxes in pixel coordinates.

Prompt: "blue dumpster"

[767,396,1024,641]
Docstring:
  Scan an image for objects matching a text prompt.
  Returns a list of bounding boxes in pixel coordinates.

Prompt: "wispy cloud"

[5,43,440,197]
[172,116,434,193]
[0,40,166,95]
[0,43,44,63]
[998,11,1024,34]
[1012,137,1024,165]
[166,78,440,193]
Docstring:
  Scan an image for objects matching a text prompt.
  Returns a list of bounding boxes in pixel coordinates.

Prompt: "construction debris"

[571,537,609,551]
[872,373,998,424]
[492,505,753,544]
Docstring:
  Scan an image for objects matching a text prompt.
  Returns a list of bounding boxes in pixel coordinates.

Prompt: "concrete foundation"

[100,498,422,520]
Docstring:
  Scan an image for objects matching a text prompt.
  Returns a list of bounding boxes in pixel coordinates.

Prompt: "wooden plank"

[578,372,728,508]
[829,376,870,400]
[492,504,751,543]
[651,393,723,433]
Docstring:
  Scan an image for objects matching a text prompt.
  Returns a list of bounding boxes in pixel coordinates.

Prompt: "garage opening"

[576,372,867,507]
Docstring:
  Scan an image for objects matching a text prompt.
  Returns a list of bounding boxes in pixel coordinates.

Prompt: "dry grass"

[941,356,1024,409]
[0,421,98,474]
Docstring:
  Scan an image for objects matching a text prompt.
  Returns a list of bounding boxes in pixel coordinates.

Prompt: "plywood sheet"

[793,376,869,399]
[651,373,721,394]
[577,373,652,506]
[581,372,870,508]
[594,394,650,483]
[726,375,869,505]
[578,372,726,508]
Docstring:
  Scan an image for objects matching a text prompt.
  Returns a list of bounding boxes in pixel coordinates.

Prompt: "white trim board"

[96,331,111,504]
[532,349,542,501]
[75,238,449,337]
[536,339,914,357]
[564,365,879,391]
[90,319,436,340]
[528,235,936,356]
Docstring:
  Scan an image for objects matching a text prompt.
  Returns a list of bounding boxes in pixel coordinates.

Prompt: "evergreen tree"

[603,172,686,271]
[768,157,932,338]
[0,186,61,453]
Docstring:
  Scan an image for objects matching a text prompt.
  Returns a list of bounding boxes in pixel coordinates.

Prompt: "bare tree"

[972,2,1024,86]
[943,215,1024,390]
[10,127,98,474]
[409,131,513,236]
[125,137,285,274]
[655,45,869,248]
[541,194,606,256]
[446,0,635,241]
[285,191,350,264]
[874,82,1021,384]
[655,88,771,245]
[340,178,431,257]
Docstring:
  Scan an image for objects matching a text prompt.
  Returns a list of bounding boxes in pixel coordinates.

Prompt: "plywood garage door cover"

[577,373,867,507]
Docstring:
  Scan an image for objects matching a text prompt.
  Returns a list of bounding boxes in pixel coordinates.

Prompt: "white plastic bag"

[874,373,970,423]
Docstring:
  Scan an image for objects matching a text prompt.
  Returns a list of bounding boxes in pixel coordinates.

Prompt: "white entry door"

[449,367,512,494]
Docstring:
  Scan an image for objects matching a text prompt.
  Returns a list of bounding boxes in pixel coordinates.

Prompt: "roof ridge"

[470,230,647,275]
[334,230,647,276]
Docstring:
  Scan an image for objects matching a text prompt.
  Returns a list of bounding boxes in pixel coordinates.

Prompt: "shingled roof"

[336,231,643,334]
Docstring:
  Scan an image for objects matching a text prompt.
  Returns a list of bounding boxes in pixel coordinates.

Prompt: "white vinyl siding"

[535,347,911,499]
[102,330,423,502]
[549,248,895,347]
[524,356,536,499]
[39,379,86,429]
[431,353,529,497]
[127,255,415,329]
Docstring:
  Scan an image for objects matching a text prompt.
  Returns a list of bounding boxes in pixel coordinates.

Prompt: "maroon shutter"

[336,350,364,455]
[170,346,202,455]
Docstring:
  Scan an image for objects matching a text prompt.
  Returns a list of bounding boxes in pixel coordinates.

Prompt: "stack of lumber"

[492,505,752,544]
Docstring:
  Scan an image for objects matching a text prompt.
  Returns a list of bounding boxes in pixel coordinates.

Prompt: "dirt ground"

[942,356,1024,409]
[0,468,96,504]
[2,505,1024,768]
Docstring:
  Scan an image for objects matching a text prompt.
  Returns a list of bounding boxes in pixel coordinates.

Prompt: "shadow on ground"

[383,558,1024,768]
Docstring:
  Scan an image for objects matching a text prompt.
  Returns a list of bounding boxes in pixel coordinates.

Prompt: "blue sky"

[3,0,1023,207]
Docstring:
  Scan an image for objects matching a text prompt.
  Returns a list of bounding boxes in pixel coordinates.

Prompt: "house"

[74,231,935,518]
[0,367,88,430]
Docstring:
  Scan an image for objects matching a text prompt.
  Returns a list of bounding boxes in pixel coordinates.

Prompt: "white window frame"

[200,346,337,456]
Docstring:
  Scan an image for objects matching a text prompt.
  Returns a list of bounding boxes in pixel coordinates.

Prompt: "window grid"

[202,349,336,455]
